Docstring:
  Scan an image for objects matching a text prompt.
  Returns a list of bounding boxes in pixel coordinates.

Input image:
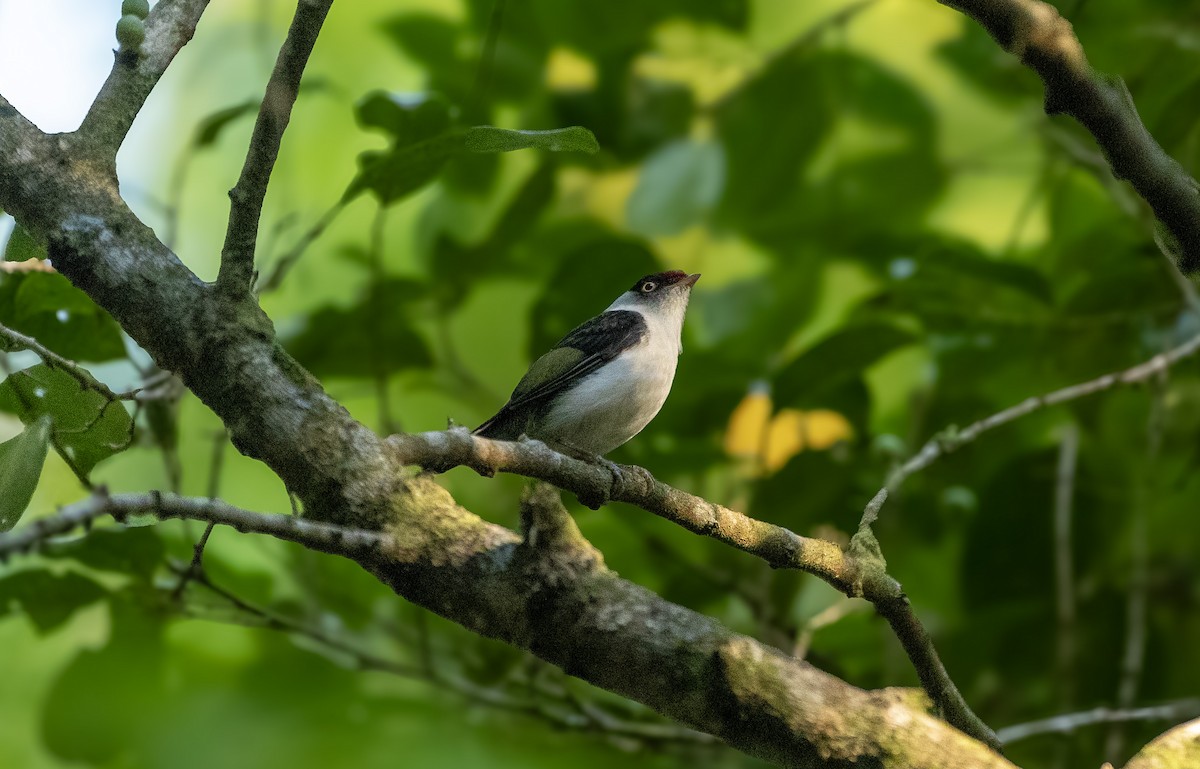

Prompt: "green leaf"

[0,415,51,531]
[40,527,165,582]
[345,133,466,205]
[527,237,659,356]
[0,364,133,475]
[3,221,44,263]
[342,92,456,204]
[774,323,916,408]
[42,595,165,763]
[626,139,725,236]
[463,125,598,154]
[347,119,596,206]
[0,268,126,362]
[0,569,107,634]
[355,90,452,141]
[283,280,434,378]
[193,100,258,148]
[428,161,558,302]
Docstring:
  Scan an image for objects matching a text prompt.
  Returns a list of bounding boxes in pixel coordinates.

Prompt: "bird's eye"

[641,281,658,293]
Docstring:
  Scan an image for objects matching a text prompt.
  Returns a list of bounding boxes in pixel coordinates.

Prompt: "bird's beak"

[682,273,701,288]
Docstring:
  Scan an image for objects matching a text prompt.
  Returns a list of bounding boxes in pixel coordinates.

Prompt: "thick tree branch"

[217,0,335,294]
[938,0,1200,272]
[1122,717,1200,769]
[860,329,1200,529]
[77,0,211,158]
[0,490,1014,769]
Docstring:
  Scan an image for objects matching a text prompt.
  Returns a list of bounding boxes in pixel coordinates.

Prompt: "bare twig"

[0,321,148,402]
[997,700,1200,745]
[174,564,713,747]
[1053,423,1079,712]
[367,206,399,434]
[0,258,55,274]
[77,0,212,157]
[939,0,1200,272]
[793,598,869,659]
[860,330,1200,529]
[217,0,335,294]
[254,198,346,294]
[0,491,387,560]
[1107,374,1166,761]
[171,431,229,598]
[467,0,507,120]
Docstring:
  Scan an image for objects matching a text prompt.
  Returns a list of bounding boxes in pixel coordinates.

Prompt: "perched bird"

[474,270,700,456]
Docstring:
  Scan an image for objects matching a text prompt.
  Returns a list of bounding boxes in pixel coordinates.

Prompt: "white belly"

[535,340,677,455]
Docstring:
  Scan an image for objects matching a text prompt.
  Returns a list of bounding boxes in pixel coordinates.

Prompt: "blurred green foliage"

[3,1,1200,768]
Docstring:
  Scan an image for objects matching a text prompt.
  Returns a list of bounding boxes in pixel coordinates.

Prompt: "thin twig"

[254,198,346,294]
[1106,372,1165,761]
[367,206,399,434]
[171,430,229,599]
[793,598,869,659]
[467,0,507,120]
[0,491,387,560]
[997,700,1200,745]
[171,563,712,747]
[77,0,212,157]
[860,329,1200,529]
[0,258,55,274]
[1053,423,1079,713]
[217,0,335,294]
[0,322,143,402]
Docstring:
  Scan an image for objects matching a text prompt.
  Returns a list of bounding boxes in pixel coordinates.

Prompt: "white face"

[606,277,696,357]
[606,283,693,321]
[606,273,699,320]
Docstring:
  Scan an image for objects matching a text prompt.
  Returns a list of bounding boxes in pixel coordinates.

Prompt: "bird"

[474,270,700,456]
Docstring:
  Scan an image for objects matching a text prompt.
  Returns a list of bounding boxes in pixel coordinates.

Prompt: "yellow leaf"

[545,46,597,91]
[802,409,854,450]
[724,384,771,458]
[763,408,806,473]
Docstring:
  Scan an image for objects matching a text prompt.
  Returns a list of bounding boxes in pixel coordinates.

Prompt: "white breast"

[535,308,681,455]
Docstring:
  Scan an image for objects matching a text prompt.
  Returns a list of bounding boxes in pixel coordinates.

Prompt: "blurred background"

[2,0,1200,767]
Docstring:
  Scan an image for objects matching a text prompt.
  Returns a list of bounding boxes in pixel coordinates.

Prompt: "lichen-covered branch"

[1122,718,1200,769]
[938,0,1200,272]
[0,490,1015,769]
[217,0,335,294]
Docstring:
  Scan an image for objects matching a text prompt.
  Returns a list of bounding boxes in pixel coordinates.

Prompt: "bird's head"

[608,270,700,320]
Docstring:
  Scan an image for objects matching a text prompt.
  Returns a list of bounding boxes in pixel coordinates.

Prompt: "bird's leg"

[536,437,624,507]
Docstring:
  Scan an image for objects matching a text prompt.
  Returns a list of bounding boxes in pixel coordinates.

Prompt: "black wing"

[474,310,647,438]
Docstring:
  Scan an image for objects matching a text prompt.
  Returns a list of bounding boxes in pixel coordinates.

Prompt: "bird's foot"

[542,439,623,509]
